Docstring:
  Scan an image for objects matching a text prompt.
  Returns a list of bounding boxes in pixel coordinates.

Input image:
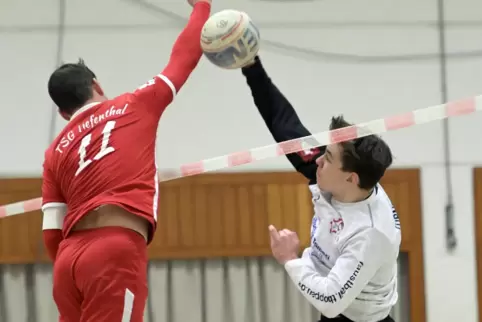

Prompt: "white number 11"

[75,120,117,176]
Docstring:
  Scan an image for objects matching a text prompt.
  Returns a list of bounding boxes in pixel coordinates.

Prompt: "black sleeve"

[241,56,325,184]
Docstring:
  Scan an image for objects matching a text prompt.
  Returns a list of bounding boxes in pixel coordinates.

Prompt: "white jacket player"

[241,56,401,322]
[288,183,401,320]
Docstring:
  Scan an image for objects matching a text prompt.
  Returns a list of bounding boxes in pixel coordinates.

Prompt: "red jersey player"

[40,0,211,321]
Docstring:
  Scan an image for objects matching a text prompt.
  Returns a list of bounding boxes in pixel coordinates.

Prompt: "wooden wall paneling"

[237,185,253,248]
[382,169,426,322]
[221,184,237,248]
[0,178,48,264]
[149,172,311,259]
[379,176,410,252]
[0,169,426,321]
[148,170,423,261]
[251,183,270,249]
[295,183,314,248]
[0,171,423,261]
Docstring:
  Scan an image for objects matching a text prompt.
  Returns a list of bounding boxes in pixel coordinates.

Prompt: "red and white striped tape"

[1,95,481,219]
[0,198,42,219]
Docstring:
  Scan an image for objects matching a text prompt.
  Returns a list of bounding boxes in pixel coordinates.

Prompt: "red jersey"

[42,75,176,242]
[41,2,210,251]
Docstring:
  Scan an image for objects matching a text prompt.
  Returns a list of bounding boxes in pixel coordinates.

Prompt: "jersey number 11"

[75,120,116,176]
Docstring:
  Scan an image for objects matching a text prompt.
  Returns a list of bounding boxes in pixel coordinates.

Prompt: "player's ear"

[92,79,104,96]
[347,172,359,186]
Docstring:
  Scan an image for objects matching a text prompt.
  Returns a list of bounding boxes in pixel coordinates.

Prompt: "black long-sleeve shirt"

[241,56,325,185]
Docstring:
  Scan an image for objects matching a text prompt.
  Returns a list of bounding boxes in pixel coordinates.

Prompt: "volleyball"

[201,10,260,70]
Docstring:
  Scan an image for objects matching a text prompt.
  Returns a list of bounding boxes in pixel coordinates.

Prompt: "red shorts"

[53,227,148,322]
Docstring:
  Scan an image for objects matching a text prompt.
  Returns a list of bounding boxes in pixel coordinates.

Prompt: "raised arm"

[241,56,324,184]
[132,0,211,117]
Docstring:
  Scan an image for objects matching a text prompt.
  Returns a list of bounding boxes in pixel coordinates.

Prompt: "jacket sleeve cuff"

[284,258,306,278]
[241,56,266,77]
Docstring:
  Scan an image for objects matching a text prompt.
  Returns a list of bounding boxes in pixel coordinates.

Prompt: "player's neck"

[77,96,107,110]
[67,95,108,120]
[82,99,104,107]
[332,186,372,204]
[89,92,107,104]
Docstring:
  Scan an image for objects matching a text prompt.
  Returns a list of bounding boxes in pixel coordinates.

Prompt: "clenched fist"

[269,225,300,265]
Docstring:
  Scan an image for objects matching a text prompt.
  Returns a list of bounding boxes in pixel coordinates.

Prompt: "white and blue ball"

[201,10,260,69]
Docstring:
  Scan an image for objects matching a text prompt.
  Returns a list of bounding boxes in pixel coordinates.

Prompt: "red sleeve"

[41,153,65,205]
[132,2,211,118]
[41,153,66,261]
[43,230,63,261]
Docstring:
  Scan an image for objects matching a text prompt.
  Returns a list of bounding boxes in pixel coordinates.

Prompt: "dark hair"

[329,115,393,190]
[48,58,97,115]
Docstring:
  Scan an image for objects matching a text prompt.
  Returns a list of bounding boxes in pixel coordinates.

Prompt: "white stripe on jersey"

[158,74,176,98]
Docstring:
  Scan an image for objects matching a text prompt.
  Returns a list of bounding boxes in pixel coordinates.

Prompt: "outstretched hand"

[269,225,300,265]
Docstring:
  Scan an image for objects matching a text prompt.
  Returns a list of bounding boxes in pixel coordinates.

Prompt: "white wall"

[1,0,481,321]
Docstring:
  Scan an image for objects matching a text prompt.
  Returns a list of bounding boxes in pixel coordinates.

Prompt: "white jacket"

[284,184,401,322]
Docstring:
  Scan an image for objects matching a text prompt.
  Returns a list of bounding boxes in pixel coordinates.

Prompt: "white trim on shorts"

[121,288,135,322]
